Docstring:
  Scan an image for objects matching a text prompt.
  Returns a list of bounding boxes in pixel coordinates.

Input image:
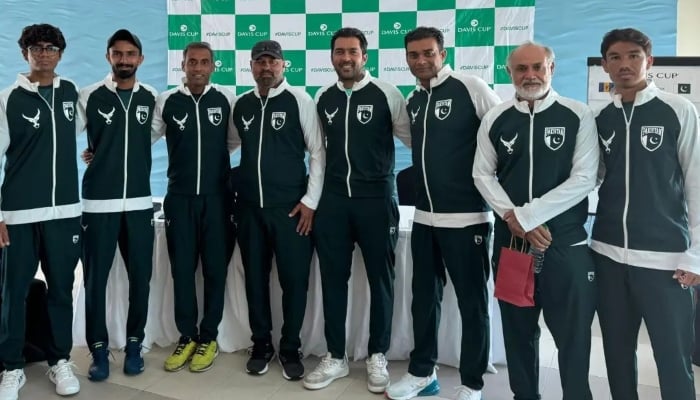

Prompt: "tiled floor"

[13,316,700,399]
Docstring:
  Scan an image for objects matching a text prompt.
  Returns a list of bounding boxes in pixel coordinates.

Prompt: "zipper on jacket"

[528,111,535,202]
[620,104,636,263]
[258,97,269,207]
[344,93,352,197]
[420,90,434,212]
[35,87,57,209]
[116,90,134,207]
[190,95,202,195]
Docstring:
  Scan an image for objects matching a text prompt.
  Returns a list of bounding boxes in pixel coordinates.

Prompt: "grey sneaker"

[302,353,349,390]
[0,369,25,400]
[366,353,389,393]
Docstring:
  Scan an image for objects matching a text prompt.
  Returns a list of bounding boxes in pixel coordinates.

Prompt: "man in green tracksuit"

[78,29,157,382]
[473,42,599,400]
[592,28,700,400]
[230,40,324,382]
[386,27,501,400]
[304,27,410,394]
[151,41,236,374]
[0,23,81,400]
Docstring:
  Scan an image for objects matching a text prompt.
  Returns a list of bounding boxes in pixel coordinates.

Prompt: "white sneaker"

[385,369,439,400]
[366,353,389,393]
[47,360,80,396]
[302,353,349,390]
[0,369,26,400]
[454,385,482,400]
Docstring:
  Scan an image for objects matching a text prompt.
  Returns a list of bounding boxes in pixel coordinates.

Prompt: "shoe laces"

[247,344,272,359]
[124,340,146,357]
[316,354,343,373]
[47,361,77,381]
[195,342,211,356]
[0,370,23,389]
[173,341,190,356]
[366,353,387,376]
[281,350,303,363]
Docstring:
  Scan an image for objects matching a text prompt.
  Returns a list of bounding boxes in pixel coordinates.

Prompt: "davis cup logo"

[471,19,479,27]
[434,99,452,120]
[180,25,188,32]
[544,127,565,151]
[641,126,664,151]
[215,60,223,68]
[136,105,149,125]
[393,22,401,29]
[271,112,286,130]
[208,108,223,126]
[62,101,74,122]
[320,24,328,31]
[249,25,256,32]
[357,105,373,124]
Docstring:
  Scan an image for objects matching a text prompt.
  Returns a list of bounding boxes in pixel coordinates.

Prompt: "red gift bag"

[494,237,535,307]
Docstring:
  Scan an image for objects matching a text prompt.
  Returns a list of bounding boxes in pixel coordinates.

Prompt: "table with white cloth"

[72,206,506,367]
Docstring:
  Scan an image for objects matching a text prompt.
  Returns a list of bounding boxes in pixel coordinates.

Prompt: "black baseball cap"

[251,40,283,60]
[107,29,142,52]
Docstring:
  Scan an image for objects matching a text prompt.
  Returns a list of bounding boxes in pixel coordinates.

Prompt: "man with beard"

[77,29,157,382]
[472,42,598,400]
[231,39,324,381]
[304,27,410,394]
[152,41,236,374]
[386,26,500,400]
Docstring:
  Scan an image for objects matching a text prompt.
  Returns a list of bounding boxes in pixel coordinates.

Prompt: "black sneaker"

[278,350,304,381]
[245,343,275,375]
[88,342,110,381]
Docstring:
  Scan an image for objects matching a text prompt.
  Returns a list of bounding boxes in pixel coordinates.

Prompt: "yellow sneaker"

[164,337,197,372]
[189,341,219,372]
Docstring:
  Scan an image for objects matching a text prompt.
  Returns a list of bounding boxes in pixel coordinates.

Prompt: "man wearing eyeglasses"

[0,23,82,400]
[151,41,236,374]
[77,29,158,382]
[229,39,324,381]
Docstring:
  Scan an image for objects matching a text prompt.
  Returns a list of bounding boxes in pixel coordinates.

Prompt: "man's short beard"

[113,66,137,80]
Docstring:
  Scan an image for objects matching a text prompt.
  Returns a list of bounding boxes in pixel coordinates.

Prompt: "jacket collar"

[335,71,373,92]
[611,81,658,108]
[178,78,212,97]
[102,73,142,93]
[512,88,559,114]
[254,78,289,99]
[415,65,453,92]
[16,73,62,92]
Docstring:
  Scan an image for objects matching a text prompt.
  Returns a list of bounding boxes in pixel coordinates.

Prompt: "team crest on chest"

[22,108,41,129]
[172,113,188,131]
[271,112,286,130]
[136,105,149,125]
[434,99,452,120]
[544,127,565,151]
[324,107,338,125]
[208,107,223,126]
[641,126,663,152]
[500,133,518,154]
[62,101,74,122]
[357,105,373,124]
[599,130,615,154]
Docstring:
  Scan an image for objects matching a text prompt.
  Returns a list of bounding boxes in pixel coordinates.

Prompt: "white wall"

[678,0,700,55]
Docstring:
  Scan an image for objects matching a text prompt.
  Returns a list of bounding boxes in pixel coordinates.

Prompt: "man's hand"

[81,148,94,165]
[503,210,525,238]
[289,203,314,236]
[525,225,552,252]
[0,222,10,248]
[673,269,700,288]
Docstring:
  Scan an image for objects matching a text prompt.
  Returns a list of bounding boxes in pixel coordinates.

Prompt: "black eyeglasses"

[27,45,61,55]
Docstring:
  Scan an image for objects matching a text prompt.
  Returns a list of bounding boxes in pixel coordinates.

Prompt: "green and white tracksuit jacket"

[78,74,157,212]
[406,65,501,228]
[473,89,599,245]
[591,82,700,274]
[0,74,81,224]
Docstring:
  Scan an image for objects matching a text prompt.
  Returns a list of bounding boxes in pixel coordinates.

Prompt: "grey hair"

[506,40,555,68]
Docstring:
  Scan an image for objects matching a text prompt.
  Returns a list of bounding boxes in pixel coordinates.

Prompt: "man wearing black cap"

[152,41,236,374]
[230,39,324,381]
[77,29,157,382]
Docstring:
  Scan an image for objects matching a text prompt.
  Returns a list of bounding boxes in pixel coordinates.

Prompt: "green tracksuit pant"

[494,234,597,400]
[0,217,80,370]
[82,209,154,347]
[594,252,695,400]
[163,193,234,343]
[409,222,491,390]
[238,204,313,353]
[313,191,399,359]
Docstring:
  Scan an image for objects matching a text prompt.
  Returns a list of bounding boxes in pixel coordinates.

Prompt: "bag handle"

[508,236,527,253]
